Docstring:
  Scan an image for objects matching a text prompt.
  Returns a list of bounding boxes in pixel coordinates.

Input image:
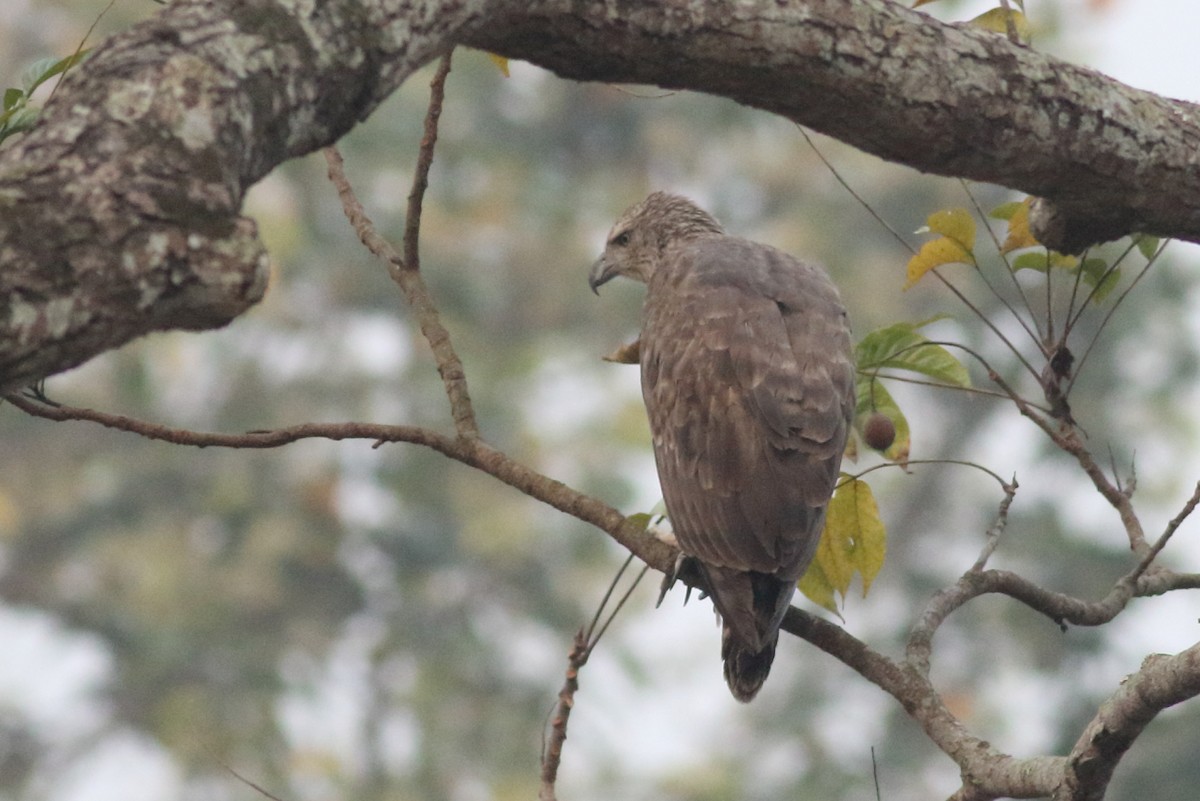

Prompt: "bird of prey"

[589,192,854,701]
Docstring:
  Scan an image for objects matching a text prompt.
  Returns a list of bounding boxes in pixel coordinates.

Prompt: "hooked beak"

[588,256,617,295]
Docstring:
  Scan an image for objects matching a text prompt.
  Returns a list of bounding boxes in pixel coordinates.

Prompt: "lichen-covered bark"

[469,0,1200,253]
[6,0,1200,394]
[4,3,1200,798]
[0,0,491,393]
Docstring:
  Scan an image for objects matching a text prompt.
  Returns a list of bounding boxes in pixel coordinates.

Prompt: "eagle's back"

[640,234,854,697]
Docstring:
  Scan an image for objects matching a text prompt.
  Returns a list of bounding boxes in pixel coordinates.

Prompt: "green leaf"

[988,200,1023,221]
[856,322,972,388]
[21,50,89,95]
[1011,250,1075,273]
[3,87,24,112]
[0,107,38,138]
[1078,258,1120,304]
[1012,251,1050,273]
[1133,234,1160,260]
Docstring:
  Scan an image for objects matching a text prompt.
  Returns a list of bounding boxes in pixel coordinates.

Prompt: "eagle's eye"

[611,231,631,247]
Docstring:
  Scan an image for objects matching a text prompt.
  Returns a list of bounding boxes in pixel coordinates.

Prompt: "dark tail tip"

[723,636,777,703]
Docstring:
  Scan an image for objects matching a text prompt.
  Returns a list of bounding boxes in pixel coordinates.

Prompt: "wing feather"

[641,237,854,580]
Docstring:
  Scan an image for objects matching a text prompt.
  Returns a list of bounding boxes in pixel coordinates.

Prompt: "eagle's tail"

[701,565,797,702]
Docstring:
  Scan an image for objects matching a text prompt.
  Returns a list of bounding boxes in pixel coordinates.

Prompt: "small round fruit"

[863,412,896,452]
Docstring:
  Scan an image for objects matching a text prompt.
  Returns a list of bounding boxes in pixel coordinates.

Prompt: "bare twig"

[842,459,1011,492]
[540,628,587,801]
[931,268,1042,381]
[795,125,914,256]
[4,392,676,572]
[322,52,478,439]
[403,52,452,271]
[865,371,1049,410]
[971,476,1018,572]
[957,180,1044,349]
[541,557,648,800]
[1132,480,1200,580]
[1065,240,1167,398]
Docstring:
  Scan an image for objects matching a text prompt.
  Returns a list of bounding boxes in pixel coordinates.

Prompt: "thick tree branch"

[468,0,1200,253]
[0,0,490,394]
[5,0,1200,390]
[1061,643,1200,801]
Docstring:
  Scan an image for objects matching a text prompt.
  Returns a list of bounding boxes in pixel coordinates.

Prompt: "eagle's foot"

[657,554,706,608]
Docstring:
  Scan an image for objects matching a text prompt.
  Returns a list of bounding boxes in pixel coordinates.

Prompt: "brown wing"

[640,238,854,581]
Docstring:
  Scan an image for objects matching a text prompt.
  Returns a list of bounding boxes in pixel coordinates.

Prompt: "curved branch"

[2,391,674,571]
[1061,642,1200,801]
[783,606,1063,799]
[470,0,1200,252]
[7,0,1200,390]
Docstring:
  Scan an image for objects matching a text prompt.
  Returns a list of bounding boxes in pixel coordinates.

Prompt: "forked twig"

[322,51,478,438]
[540,556,648,800]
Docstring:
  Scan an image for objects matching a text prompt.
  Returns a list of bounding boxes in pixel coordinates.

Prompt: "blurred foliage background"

[2,1,1200,800]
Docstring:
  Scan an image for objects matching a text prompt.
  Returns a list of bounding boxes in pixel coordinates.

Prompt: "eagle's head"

[589,191,723,293]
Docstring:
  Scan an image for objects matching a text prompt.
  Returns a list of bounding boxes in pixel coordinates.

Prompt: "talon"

[657,552,688,608]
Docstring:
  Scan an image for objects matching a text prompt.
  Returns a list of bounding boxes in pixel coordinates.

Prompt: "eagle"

[589,192,855,701]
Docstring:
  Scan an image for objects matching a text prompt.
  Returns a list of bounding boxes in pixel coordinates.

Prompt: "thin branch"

[403,52,452,271]
[1062,245,1090,335]
[867,371,1049,411]
[322,52,478,439]
[1132,480,1200,580]
[3,392,676,572]
[957,180,1044,348]
[843,459,1011,492]
[1064,239,1138,335]
[540,628,586,801]
[971,476,1018,572]
[1065,240,1167,398]
[795,125,915,256]
[541,557,648,800]
[931,268,1042,381]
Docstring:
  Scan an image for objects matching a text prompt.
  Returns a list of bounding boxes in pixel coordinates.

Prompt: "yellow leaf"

[803,478,888,607]
[905,236,972,288]
[843,480,887,595]
[486,53,510,77]
[1000,197,1039,253]
[925,208,976,249]
[602,339,640,364]
[798,556,841,616]
[816,495,855,595]
[969,8,1032,42]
